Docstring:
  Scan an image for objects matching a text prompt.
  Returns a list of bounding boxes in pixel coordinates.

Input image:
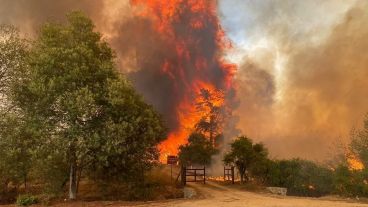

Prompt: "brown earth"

[3,181,368,207]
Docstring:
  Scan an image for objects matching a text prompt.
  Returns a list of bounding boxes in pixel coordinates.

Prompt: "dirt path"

[134,181,368,207]
[3,181,368,207]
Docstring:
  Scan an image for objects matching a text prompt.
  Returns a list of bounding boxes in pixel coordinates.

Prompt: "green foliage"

[334,114,368,197]
[0,113,37,193]
[272,159,332,196]
[89,78,167,182]
[0,24,27,97]
[178,132,218,166]
[33,146,69,196]
[223,137,337,197]
[351,114,368,167]
[16,194,38,206]
[250,158,274,183]
[333,164,368,197]
[224,136,268,183]
[0,27,32,189]
[0,23,33,204]
[261,159,334,197]
[8,11,166,199]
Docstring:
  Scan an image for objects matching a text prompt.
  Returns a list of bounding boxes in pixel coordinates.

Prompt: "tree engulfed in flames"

[130,0,236,161]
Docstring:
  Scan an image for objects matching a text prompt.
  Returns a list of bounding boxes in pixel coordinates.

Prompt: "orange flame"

[130,0,236,161]
[346,153,364,171]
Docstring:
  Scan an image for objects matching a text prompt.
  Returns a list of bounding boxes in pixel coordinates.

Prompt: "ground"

[3,181,368,207]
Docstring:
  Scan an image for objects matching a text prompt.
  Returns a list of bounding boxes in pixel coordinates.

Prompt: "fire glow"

[347,153,364,171]
[130,0,237,160]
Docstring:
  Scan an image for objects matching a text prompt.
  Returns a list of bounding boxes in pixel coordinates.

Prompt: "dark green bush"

[16,194,38,206]
[263,159,334,197]
[333,164,368,197]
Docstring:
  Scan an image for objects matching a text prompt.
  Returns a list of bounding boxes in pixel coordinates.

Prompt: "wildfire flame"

[130,0,236,161]
[346,153,364,171]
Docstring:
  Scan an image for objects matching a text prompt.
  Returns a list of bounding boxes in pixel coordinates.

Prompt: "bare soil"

[3,181,368,207]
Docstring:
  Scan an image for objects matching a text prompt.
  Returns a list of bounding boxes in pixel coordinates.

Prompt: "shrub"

[333,164,368,197]
[16,194,38,206]
[265,159,334,197]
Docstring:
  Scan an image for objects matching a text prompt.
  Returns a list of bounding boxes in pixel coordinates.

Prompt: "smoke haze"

[1,0,368,160]
[221,0,368,160]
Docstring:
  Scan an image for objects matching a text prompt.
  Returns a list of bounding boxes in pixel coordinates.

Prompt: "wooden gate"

[224,166,235,184]
[181,166,206,185]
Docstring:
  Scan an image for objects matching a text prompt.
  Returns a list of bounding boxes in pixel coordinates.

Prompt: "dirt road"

[4,181,368,207]
[134,181,368,207]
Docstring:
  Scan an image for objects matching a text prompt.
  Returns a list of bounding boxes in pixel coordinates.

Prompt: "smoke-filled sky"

[220,0,368,160]
[1,0,368,161]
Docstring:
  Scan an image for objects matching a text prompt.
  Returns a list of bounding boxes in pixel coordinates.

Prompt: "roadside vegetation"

[0,12,174,204]
[221,114,368,198]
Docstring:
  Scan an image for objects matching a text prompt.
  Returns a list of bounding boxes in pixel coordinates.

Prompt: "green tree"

[0,114,37,194]
[178,132,218,166]
[223,136,268,183]
[0,24,27,111]
[351,114,368,167]
[0,24,33,197]
[88,79,167,184]
[11,12,166,199]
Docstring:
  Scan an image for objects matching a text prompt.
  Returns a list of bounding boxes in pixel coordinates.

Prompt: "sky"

[1,0,368,161]
[218,0,368,160]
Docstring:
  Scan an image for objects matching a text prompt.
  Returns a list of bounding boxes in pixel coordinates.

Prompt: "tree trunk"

[2,180,9,193]
[209,117,214,147]
[69,161,77,200]
[210,133,214,147]
[239,167,246,184]
[69,143,77,200]
[76,167,82,194]
[24,174,27,191]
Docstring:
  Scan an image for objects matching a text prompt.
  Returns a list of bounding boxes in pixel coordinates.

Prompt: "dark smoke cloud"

[0,0,236,135]
[109,16,180,129]
[109,1,237,134]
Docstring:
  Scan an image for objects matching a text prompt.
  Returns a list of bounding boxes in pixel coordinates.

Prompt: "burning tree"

[195,88,226,147]
[128,0,237,158]
[350,114,368,170]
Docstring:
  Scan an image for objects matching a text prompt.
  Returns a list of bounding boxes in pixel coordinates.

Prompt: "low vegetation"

[223,115,368,197]
[16,195,38,206]
[178,132,218,166]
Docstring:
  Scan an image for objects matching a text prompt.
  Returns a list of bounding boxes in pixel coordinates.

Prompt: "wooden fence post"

[224,166,226,181]
[203,166,206,184]
[181,166,186,186]
[231,166,235,184]
[194,169,197,182]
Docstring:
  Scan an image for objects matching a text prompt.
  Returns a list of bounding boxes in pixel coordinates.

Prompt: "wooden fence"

[181,166,206,185]
[224,166,235,184]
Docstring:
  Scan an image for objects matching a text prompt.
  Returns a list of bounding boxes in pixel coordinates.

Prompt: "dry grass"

[0,164,184,206]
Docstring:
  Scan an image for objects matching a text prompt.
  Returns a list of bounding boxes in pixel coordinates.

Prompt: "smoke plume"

[0,0,238,158]
[224,0,368,160]
[2,0,368,161]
